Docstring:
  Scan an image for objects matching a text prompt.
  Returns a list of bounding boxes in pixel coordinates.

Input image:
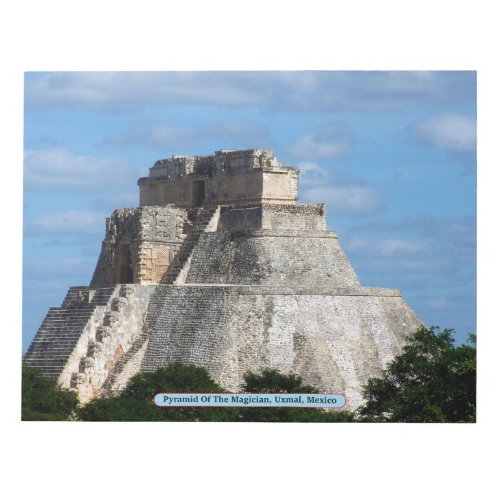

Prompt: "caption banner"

[154,393,345,408]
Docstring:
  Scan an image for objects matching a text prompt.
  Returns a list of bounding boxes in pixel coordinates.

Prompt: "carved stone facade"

[90,206,191,285]
[24,149,422,410]
[139,149,299,208]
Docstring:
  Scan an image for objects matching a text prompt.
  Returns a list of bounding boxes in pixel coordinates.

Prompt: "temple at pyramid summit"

[24,149,421,409]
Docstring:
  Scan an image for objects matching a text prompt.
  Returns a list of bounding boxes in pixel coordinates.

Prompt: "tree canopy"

[76,364,353,422]
[22,365,78,421]
[76,363,238,421]
[237,368,354,422]
[358,326,476,423]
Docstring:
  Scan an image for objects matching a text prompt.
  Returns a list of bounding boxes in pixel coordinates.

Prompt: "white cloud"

[347,237,431,257]
[25,71,476,113]
[289,122,354,160]
[24,149,142,191]
[104,121,271,152]
[91,192,139,210]
[355,214,476,248]
[25,210,103,236]
[25,72,262,112]
[298,162,387,215]
[26,257,89,274]
[408,113,476,152]
[303,186,385,215]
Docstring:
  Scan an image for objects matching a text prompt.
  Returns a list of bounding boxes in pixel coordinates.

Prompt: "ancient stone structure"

[24,149,421,410]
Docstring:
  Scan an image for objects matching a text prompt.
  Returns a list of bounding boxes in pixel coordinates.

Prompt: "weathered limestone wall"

[261,204,326,230]
[185,230,360,287]
[104,333,150,395]
[141,285,421,410]
[91,206,190,285]
[261,170,299,204]
[217,204,326,231]
[138,149,299,208]
[148,149,282,178]
[139,170,299,208]
[208,170,265,206]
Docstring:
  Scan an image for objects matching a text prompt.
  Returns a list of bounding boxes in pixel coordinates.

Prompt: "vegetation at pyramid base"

[21,326,476,423]
[357,326,476,423]
[76,363,239,422]
[236,368,355,422]
[76,363,354,422]
[22,366,78,421]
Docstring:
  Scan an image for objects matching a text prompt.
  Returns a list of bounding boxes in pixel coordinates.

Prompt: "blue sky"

[23,71,476,350]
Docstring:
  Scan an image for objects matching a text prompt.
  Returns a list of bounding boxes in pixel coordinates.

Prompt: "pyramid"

[24,149,421,409]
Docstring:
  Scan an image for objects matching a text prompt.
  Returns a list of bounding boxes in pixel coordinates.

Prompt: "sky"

[22,71,476,350]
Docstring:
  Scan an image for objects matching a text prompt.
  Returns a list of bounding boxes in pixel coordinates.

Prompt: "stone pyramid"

[24,149,421,409]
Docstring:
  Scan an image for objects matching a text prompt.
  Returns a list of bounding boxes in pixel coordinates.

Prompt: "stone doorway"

[192,180,206,207]
[118,243,133,283]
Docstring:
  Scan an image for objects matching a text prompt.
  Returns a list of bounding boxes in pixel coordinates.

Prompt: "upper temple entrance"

[138,149,299,208]
[191,180,206,207]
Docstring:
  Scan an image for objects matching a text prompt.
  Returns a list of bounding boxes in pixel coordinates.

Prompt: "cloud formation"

[355,214,476,249]
[25,210,103,236]
[24,149,142,191]
[25,71,476,113]
[25,257,91,275]
[347,237,431,257]
[103,121,271,152]
[408,113,476,152]
[348,213,476,294]
[298,162,387,215]
[289,122,354,160]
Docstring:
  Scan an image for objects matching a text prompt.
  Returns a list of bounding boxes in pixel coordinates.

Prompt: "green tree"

[76,363,238,421]
[238,368,355,422]
[22,365,78,421]
[77,364,355,422]
[358,326,476,423]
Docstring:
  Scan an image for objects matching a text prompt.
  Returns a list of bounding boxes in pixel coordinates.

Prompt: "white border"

[1,1,497,499]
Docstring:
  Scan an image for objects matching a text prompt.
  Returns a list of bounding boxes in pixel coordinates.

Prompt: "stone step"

[44,311,97,317]
[25,359,76,365]
[29,341,84,347]
[44,313,96,319]
[27,349,81,355]
[26,357,75,364]
[25,351,76,358]
[28,339,83,345]
[24,359,75,366]
[30,366,63,371]
[25,367,68,375]
[163,206,219,284]
[46,307,98,313]
[42,317,95,322]
[28,341,83,347]
[47,309,98,313]
[36,328,92,335]
[39,319,95,325]
[30,340,87,348]
[24,285,120,378]
[34,368,62,373]
[62,287,116,307]
[37,327,91,334]
[29,369,63,376]
[31,371,60,379]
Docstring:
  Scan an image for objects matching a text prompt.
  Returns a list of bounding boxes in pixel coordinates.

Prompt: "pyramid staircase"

[163,205,221,284]
[23,286,117,380]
